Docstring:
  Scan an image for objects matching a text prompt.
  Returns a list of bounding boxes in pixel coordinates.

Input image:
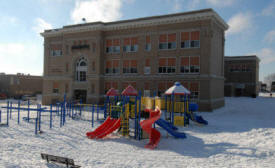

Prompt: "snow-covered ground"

[0,96,275,168]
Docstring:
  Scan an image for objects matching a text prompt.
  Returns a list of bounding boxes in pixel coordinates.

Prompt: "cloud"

[226,12,253,35]
[0,43,43,75]
[262,0,275,16]
[206,0,236,7]
[71,0,123,24]
[32,18,53,34]
[256,48,275,64]
[264,29,275,43]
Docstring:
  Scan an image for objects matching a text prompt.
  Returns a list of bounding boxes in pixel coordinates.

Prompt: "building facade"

[0,73,43,98]
[224,56,260,97]
[41,9,228,111]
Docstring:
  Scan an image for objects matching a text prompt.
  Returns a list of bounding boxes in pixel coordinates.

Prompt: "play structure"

[86,81,208,149]
[0,81,208,150]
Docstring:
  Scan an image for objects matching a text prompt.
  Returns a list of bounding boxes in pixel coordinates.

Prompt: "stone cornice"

[41,9,228,37]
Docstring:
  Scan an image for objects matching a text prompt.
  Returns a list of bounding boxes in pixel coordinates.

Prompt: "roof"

[165,82,191,95]
[121,85,138,96]
[225,55,260,62]
[106,88,119,96]
[41,8,228,37]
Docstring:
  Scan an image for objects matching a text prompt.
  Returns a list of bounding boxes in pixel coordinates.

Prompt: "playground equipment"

[140,108,161,149]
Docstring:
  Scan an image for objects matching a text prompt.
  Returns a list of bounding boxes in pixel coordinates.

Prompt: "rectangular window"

[123,37,138,52]
[79,71,86,81]
[190,82,199,100]
[144,59,151,74]
[91,83,95,94]
[123,60,137,74]
[145,36,151,51]
[190,31,200,48]
[53,82,59,93]
[180,56,200,74]
[158,58,176,73]
[106,39,120,53]
[159,33,176,50]
[105,60,119,74]
[181,32,190,48]
[190,57,200,73]
[51,50,62,56]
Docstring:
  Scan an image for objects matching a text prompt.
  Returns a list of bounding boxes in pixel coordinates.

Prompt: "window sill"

[180,47,200,50]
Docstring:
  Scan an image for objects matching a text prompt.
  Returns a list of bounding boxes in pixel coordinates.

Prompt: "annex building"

[41,8,228,111]
[224,56,260,97]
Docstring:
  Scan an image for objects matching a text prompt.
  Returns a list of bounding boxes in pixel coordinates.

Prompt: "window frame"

[180,56,200,74]
[158,33,177,50]
[158,57,176,74]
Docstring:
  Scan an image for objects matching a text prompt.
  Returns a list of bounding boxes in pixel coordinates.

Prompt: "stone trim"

[41,9,228,37]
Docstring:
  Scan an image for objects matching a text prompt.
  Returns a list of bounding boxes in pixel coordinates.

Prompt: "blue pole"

[27,100,30,122]
[134,95,137,139]
[171,92,174,126]
[96,104,99,120]
[92,105,94,127]
[0,110,1,123]
[17,100,20,124]
[60,104,63,127]
[138,91,142,140]
[35,118,38,135]
[50,104,52,129]
[39,105,41,131]
[7,101,9,126]
[10,102,12,119]
[165,95,167,120]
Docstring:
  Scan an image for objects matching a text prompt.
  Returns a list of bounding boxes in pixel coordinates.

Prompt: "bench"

[41,153,81,168]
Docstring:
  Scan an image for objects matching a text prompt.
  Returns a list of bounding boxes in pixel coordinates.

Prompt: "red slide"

[86,117,121,139]
[140,108,161,149]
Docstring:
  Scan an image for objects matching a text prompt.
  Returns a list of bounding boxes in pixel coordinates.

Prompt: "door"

[74,90,87,103]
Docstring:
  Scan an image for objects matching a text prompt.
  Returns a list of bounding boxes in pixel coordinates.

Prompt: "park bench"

[41,153,80,168]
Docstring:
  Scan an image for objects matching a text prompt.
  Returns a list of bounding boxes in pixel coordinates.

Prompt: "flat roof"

[225,55,260,62]
[42,8,228,37]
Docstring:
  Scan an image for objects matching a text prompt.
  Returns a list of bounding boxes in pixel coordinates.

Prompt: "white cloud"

[264,29,275,43]
[256,48,275,64]
[226,12,253,35]
[0,16,18,26]
[262,0,275,16]
[206,0,236,7]
[0,43,43,75]
[71,0,123,24]
[32,18,53,34]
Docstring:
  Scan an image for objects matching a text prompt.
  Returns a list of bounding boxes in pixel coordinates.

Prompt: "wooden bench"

[41,153,81,168]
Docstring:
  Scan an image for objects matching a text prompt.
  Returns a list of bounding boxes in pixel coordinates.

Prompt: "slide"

[156,119,186,139]
[140,109,161,149]
[86,117,121,139]
[188,113,208,125]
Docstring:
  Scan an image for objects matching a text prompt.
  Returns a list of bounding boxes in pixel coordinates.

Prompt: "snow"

[0,96,275,168]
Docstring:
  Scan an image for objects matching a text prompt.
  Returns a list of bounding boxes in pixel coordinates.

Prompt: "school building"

[224,56,260,97]
[41,8,228,111]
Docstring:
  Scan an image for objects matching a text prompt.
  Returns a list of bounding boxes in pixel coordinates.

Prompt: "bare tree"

[264,73,275,91]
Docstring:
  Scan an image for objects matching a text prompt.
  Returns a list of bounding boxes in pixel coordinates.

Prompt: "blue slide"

[155,119,186,139]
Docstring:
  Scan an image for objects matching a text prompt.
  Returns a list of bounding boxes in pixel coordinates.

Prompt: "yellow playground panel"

[174,116,185,126]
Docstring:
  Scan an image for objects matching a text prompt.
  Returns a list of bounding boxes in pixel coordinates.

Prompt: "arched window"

[76,58,87,81]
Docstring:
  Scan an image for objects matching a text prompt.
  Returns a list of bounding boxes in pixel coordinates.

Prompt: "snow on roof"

[165,82,191,95]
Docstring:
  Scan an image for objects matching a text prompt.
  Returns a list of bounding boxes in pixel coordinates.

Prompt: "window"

[65,84,69,93]
[92,43,96,53]
[190,82,199,100]
[66,63,69,73]
[105,60,119,74]
[158,58,176,73]
[51,50,62,56]
[180,56,200,74]
[144,59,151,74]
[123,37,138,52]
[76,58,87,82]
[91,83,95,94]
[92,61,95,72]
[106,39,120,53]
[145,36,151,51]
[181,31,200,49]
[53,82,59,94]
[157,82,174,96]
[123,60,137,74]
[105,81,118,93]
[159,33,176,50]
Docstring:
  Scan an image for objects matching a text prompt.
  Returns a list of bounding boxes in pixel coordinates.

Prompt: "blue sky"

[0,0,275,81]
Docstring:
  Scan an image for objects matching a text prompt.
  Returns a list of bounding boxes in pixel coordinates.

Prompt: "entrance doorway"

[74,90,87,103]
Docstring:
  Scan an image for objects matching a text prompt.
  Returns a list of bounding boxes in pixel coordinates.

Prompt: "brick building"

[224,56,260,97]
[41,8,228,111]
[0,73,43,98]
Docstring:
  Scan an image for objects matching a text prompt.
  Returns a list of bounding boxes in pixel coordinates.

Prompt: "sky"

[0,0,275,81]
